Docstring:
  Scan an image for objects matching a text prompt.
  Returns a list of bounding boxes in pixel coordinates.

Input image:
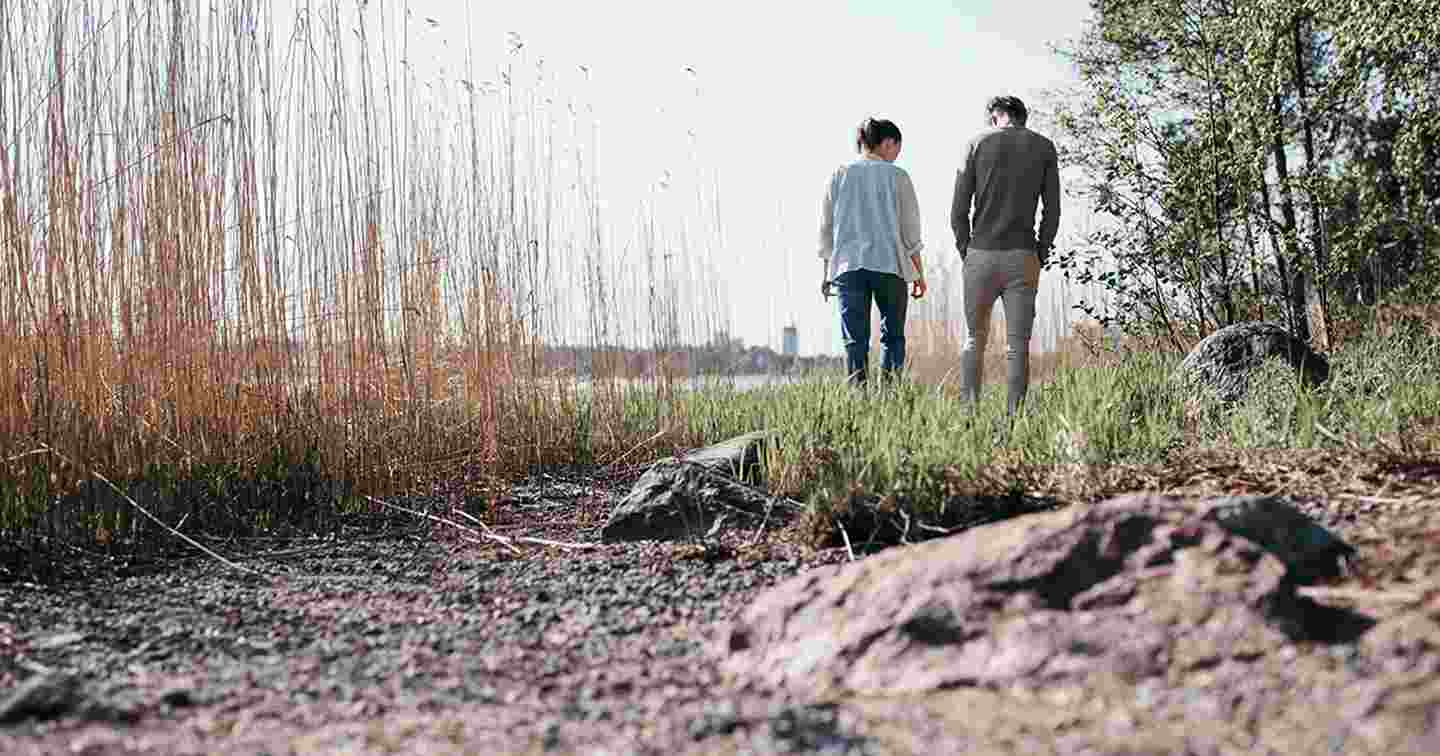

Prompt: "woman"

[817,117,927,386]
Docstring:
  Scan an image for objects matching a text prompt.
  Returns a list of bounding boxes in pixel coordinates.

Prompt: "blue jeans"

[836,269,909,385]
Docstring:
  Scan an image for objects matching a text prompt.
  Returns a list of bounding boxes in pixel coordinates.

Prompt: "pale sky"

[288,0,1098,355]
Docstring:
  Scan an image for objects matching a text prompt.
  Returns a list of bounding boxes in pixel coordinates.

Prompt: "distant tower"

[782,324,799,357]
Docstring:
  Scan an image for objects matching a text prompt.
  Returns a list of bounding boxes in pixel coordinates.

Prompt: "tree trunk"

[1242,208,1263,321]
[1264,98,1314,344]
[1292,13,1332,351]
[1203,41,1237,326]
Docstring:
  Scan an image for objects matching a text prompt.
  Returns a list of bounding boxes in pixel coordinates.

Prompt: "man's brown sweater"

[950,125,1061,257]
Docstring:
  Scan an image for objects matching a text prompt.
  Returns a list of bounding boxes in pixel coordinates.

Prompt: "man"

[950,96,1060,414]
[819,117,927,386]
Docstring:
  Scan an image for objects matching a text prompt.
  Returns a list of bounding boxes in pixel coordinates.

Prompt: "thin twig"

[456,535,493,550]
[748,496,777,546]
[369,496,523,556]
[601,427,671,473]
[40,445,263,577]
[449,505,605,551]
[450,506,500,536]
[236,543,341,561]
[1313,422,1354,449]
[835,518,856,562]
[1333,494,1413,505]
[1298,586,1427,604]
[514,536,606,551]
[4,449,51,463]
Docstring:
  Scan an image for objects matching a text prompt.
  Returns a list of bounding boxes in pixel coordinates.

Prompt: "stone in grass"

[0,673,149,726]
[0,672,81,725]
[1177,321,1330,403]
[721,493,1364,698]
[601,431,785,543]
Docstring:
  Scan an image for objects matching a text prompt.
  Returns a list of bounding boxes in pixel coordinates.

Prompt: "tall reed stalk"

[0,0,729,549]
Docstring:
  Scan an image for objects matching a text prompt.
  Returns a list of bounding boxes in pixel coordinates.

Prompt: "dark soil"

[2,462,1439,755]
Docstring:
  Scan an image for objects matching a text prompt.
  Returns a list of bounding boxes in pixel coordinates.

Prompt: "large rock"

[601,432,788,543]
[720,494,1362,698]
[1178,321,1330,402]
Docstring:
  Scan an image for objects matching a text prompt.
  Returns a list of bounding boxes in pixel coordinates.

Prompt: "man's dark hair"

[985,96,1028,126]
[855,117,902,152]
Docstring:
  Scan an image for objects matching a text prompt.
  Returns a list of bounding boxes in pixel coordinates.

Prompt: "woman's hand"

[911,278,927,299]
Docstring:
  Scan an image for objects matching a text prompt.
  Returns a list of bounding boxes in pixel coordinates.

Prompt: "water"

[572,373,805,394]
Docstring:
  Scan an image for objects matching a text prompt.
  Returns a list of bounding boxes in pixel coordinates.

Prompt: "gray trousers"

[960,248,1041,414]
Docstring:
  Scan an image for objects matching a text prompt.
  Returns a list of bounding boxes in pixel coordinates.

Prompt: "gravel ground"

[2,464,1439,755]
[0,469,869,755]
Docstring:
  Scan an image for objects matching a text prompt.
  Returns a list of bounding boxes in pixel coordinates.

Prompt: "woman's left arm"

[896,170,926,297]
[819,171,837,299]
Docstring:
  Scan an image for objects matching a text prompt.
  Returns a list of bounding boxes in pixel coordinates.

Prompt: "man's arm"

[1037,141,1061,262]
[950,145,975,258]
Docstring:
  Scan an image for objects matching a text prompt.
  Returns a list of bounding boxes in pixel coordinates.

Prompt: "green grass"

[1194,325,1440,453]
[643,329,1440,531]
[6,325,1437,555]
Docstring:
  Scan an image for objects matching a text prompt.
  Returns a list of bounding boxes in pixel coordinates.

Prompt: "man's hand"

[821,278,834,300]
[911,278,927,299]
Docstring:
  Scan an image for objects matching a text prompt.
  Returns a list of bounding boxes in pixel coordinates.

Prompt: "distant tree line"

[1049,0,1440,350]
[544,336,844,378]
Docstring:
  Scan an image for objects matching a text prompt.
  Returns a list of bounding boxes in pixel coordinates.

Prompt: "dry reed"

[0,0,727,548]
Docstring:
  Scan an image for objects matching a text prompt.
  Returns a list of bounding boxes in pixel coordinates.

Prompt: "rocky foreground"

[3,459,1440,755]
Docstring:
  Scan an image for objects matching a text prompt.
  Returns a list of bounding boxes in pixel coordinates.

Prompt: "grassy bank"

[4,305,1438,554]
[657,313,1440,539]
